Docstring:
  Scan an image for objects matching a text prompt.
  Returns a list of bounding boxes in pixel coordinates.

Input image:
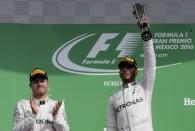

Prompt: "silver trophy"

[132,0,152,41]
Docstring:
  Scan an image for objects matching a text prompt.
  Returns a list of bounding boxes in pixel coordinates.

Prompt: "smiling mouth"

[36,86,44,89]
[123,73,130,75]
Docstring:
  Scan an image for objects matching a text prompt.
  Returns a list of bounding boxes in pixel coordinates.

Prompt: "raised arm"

[141,39,156,92]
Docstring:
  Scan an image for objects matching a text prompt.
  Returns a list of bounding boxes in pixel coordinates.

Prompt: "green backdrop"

[0,24,195,131]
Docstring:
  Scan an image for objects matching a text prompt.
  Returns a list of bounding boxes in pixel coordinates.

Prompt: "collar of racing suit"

[32,96,49,106]
[121,81,137,88]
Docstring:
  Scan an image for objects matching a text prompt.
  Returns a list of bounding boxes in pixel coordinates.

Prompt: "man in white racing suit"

[13,68,70,131]
[106,17,156,131]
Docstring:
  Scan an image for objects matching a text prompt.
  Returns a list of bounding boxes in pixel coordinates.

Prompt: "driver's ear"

[46,79,49,85]
[119,70,122,78]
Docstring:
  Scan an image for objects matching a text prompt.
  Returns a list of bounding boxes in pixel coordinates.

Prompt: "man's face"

[30,77,48,97]
[119,65,137,81]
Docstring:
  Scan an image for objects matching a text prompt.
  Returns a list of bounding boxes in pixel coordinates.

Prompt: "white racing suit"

[107,40,156,131]
[13,96,70,131]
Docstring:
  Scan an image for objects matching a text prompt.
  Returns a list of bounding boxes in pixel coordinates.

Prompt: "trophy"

[132,0,152,41]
